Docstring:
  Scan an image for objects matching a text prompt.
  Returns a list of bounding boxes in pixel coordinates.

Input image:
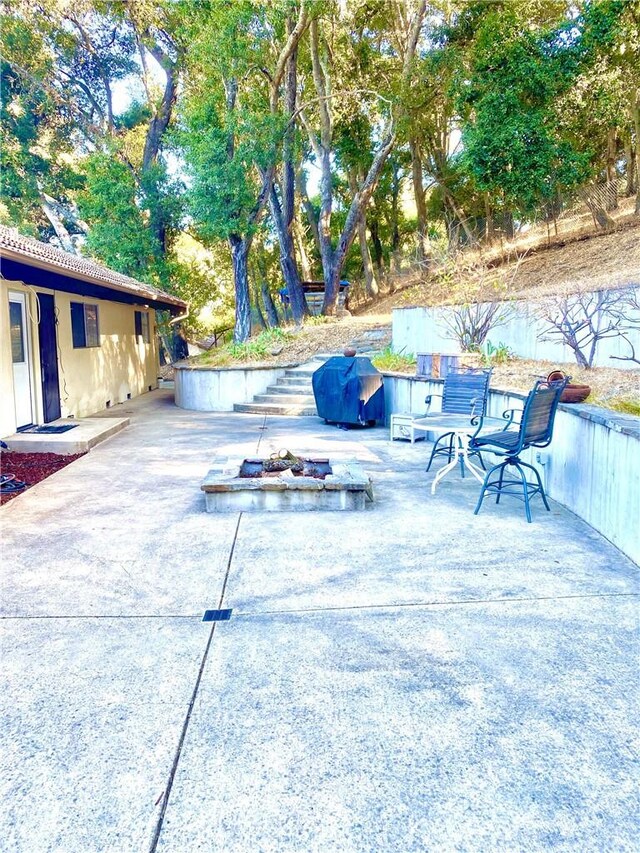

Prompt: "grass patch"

[591,396,640,416]
[371,345,416,373]
[196,328,293,366]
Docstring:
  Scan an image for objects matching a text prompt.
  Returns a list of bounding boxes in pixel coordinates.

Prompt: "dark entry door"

[37,293,61,423]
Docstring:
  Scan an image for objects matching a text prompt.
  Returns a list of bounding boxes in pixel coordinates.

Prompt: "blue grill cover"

[312,357,385,426]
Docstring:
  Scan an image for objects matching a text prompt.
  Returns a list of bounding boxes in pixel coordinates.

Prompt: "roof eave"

[0,247,187,312]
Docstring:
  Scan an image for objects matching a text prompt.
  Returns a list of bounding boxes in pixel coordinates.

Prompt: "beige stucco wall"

[1,277,159,437]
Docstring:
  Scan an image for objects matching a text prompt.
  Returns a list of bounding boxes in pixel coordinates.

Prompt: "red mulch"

[0,451,86,505]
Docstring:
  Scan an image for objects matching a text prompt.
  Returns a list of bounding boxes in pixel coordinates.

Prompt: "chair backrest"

[519,378,568,447]
[442,368,492,415]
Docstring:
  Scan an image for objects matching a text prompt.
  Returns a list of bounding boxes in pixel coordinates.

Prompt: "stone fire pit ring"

[201,457,372,512]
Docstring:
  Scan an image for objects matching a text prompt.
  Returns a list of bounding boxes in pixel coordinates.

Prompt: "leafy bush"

[198,328,292,366]
[227,328,290,360]
[591,397,640,417]
[481,340,513,366]
[371,346,416,373]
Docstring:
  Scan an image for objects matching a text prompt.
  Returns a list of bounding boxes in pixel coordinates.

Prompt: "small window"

[135,310,151,343]
[71,302,100,348]
[9,301,25,363]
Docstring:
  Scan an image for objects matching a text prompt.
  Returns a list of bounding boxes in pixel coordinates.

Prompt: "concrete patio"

[1,389,638,852]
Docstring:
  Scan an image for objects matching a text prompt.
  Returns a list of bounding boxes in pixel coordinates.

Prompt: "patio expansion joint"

[0,613,212,621]
[230,590,640,620]
[2,590,637,622]
[148,510,243,853]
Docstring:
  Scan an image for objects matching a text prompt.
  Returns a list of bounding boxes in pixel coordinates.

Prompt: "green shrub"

[197,328,292,366]
[371,345,416,373]
[481,340,514,366]
[592,397,640,417]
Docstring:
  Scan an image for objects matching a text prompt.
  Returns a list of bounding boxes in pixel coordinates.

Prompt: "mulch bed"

[0,451,86,505]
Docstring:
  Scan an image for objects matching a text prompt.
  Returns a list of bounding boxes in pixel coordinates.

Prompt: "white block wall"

[175,365,287,411]
[393,286,640,370]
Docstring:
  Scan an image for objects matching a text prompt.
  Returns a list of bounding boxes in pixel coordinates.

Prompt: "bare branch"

[538,288,635,369]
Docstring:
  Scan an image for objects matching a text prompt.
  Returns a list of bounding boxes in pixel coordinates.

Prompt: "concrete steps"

[231,332,389,417]
[233,361,325,417]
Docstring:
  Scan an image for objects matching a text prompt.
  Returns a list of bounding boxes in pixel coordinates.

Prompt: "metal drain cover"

[202,609,233,622]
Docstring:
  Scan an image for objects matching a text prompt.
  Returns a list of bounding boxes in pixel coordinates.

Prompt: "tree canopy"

[1,0,638,341]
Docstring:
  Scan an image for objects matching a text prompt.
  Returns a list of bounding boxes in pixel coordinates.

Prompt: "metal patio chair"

[418,368,493,476]
[468,376,569,522]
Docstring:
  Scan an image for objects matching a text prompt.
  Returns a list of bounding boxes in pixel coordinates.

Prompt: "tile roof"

[0,225,187,310]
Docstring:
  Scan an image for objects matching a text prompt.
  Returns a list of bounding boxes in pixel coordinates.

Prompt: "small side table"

[389,413,426,443]
[410,414,511,494]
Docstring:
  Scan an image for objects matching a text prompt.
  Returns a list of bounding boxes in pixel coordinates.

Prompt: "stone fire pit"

[201,455,372,512]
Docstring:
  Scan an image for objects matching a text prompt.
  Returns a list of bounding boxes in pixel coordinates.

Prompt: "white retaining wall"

[393,286,640,369]
[175,364,289,411]
[382,372,640,566]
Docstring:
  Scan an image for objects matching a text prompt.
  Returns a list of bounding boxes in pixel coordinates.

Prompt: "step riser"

[266,385,313,394]
[254,395,316,404]
[234,404,318,416]
[276,376,311,386]
[284,370,316,379]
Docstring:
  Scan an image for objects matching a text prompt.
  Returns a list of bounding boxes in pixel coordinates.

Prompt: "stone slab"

[3,417,129,455]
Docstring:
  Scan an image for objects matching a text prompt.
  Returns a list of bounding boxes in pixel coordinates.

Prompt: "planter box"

[416,352,460,378]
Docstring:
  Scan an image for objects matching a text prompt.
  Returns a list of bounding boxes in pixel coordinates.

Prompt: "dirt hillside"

[364,220,640,313]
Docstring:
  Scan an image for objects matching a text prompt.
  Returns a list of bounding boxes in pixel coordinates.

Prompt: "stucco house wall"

[0,226,186,438]
[52,289,158,419]
[1,279,159,436]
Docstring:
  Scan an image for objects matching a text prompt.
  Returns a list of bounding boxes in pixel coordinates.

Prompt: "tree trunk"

[348,169,378,298]
[40,194,76,253]
[484,194,495,244]
[261,282,280,328]
[632,94,640,214]
[606,128,618,192]
[297,167,322,260]
[409,138,429,265]
[269,186,307,323]
[256,253,280,328]
[358,214,378,299]
[321,129,395,313]
[390,158,401,281]
[442,186,477,245]
[624,134,635,196]
[253,287,267,330]
[369,216,384,279]
[138,37,180,256]
[270,33,307,325]
[305,16,395,315]
[230,235,251,343]
[293,213,313,280]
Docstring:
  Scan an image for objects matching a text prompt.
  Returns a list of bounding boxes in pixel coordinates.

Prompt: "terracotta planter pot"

[547,370,590,403]
[560,384,591,403]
